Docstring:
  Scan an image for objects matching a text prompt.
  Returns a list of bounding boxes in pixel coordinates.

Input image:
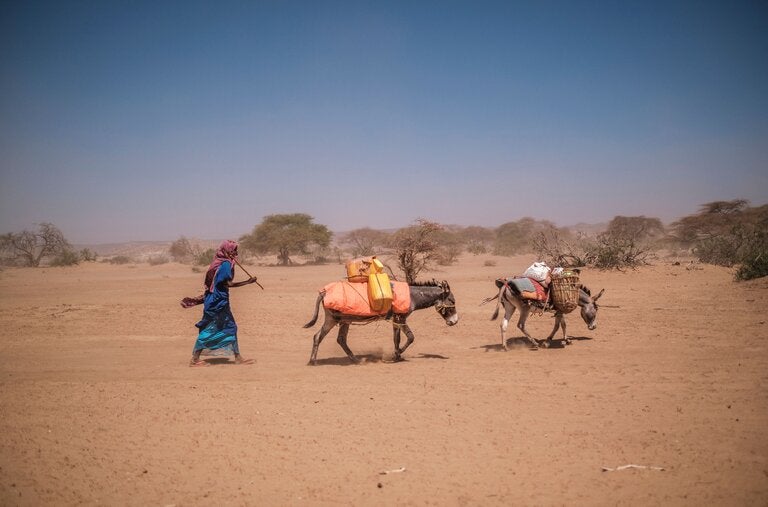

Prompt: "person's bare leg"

[234,353,254,365]
[189,349,208,367]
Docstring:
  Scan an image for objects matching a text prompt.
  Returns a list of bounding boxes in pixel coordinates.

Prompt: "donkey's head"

[579,286,604,330]
[434,280,459,326]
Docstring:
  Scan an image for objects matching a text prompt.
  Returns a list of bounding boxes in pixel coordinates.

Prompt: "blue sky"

[1,0,766,244]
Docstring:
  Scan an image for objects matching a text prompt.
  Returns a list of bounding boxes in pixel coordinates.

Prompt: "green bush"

[734,227,768,281]
[735,254,768,281]
[695,236,740,266]
[672,200,768,280]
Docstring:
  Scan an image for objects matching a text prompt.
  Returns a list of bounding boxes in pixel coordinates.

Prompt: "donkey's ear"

[593,289,605,302]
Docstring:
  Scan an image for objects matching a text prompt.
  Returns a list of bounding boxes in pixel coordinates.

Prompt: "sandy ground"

[0,254,767,506]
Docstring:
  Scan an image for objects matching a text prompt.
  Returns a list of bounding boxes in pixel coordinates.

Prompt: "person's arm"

[228,277,259,288]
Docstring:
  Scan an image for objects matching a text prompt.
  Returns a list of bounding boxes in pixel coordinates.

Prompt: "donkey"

[303,280,458,365]
[488,282,604,350]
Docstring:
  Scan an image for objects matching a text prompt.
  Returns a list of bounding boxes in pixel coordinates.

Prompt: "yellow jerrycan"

[367,257,392,312]
[345,257,369,282]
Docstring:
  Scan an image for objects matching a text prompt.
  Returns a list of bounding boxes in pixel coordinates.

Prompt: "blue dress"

[193,261,240,355]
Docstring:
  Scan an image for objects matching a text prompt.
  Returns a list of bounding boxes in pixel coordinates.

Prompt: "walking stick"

[232,257,264,289]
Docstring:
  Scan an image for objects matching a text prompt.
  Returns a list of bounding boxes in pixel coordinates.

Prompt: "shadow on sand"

[311,351,449,366]
[414,353,449,360]
[310,353,382,366]
[196,357,256,366]
[474,335,593,352]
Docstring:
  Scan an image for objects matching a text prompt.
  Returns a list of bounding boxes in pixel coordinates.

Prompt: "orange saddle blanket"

[322,281,411,316]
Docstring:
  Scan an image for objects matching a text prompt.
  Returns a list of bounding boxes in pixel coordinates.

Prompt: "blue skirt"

[193,306,239,356]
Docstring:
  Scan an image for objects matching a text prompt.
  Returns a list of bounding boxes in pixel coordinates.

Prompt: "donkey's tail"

[303,292,325,328]
[483,284,507,321]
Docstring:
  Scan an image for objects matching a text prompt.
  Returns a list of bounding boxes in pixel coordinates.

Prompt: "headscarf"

[204,240,239,292]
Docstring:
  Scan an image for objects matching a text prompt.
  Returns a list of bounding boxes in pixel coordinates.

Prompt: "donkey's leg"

[392,325,402,351]
[561,316,571,345]
[396,324,416,360]
[516,306,539,349]
[336,323,360,364]
[392,324,403,361]
[309,319,338,365]
[501,304,516,351]
[544,313,564,348]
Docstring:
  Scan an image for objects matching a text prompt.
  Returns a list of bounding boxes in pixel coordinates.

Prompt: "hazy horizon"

[2,1,767,244]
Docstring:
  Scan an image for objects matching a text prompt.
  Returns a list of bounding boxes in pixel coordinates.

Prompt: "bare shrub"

[533,228,593,267]
[458,226,494,255]
[433,228,464,266]
[587,216,664,270]
[494,218,558,256]
[79,248,98,262]
[169,236,195,262]
[107,255,133,265]
[467,241,487,255]
[148,255,169,266]
[389,219,442,284]
[588,235,653,269]
[0,222,71,267]
[50,249,80,267]
[340,228,390,257]
[535,216,664,270]
[194,248,215,266]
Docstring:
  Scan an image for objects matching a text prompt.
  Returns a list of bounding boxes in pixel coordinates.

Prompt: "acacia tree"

[240,213,332,265]
[671,200,768,279]
[672,200,748,247]
[389,219,442,283]
[671,200,753,265]
[0,222,72,267]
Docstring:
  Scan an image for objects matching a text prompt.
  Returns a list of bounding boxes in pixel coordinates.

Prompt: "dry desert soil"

[1,254,767,506]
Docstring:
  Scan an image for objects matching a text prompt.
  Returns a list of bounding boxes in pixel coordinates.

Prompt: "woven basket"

[550,273,580,313]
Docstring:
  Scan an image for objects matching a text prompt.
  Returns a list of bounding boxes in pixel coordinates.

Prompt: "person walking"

[189,240,258,367]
